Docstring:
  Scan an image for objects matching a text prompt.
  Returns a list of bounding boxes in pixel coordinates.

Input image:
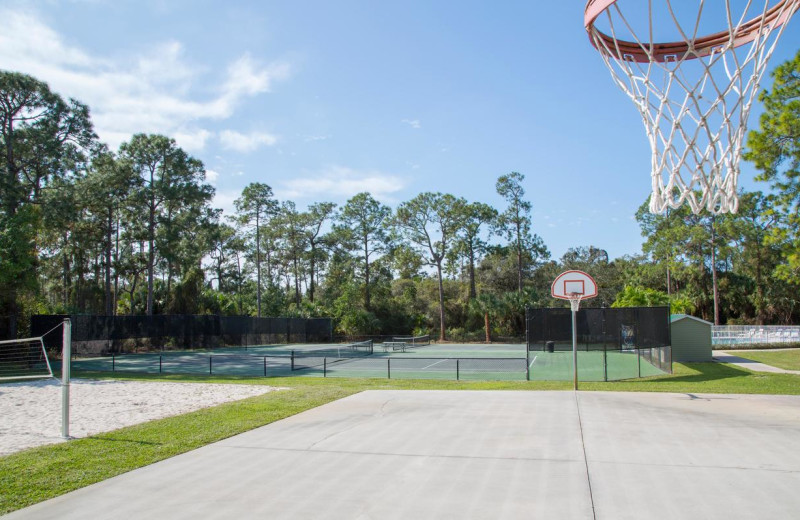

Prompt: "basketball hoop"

[552,271,597,391]
[585,1,800,214]
[568,292,583,313]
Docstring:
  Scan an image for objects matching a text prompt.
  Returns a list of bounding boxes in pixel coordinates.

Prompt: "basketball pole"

[61,318,71,439]
[552,271,596,391]
[572,303,578,391]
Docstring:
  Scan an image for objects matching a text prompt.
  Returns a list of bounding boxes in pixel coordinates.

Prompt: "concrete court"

[4,390,800,520]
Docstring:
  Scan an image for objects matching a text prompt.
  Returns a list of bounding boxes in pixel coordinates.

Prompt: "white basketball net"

[587,1,800,214]
[568,293,583,312]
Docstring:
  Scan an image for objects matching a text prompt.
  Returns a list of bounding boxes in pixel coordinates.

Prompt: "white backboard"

[551,270,598,300]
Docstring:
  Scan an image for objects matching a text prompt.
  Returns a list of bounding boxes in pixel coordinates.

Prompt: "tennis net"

[392,335,431,347]
[291,340,374,371]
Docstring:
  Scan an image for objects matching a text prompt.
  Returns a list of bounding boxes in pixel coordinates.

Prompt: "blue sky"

[1,1,799,260]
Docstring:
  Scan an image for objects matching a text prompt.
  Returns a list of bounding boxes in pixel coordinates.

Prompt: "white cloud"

[0,8,290,151]
[219,130,278,152]
[205,169,220,185]
[0,10,94,70]
[222,55,289,99]
[174,129,213,153]
[276,165,407,202]
[402,119,421,129]
[211,189,239,217]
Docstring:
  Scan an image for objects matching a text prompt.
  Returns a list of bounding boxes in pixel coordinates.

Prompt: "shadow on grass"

[85,435,164,446]
[659,362,756,384]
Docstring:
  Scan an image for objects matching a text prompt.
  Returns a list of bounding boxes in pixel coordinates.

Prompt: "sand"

[0,378,283,456]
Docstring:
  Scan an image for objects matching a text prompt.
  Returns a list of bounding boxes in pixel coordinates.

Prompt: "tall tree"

[234,183,278,317]
[79,152,137,315]
[721,191,780,323]
[0,71,95,320]
[118,134,210,315]
[207,221,241,293]
[276,201,307,307]
[496,172,548,292]
[305,202,336,303]
[395,192,466,341]
[452,201,497,300]
[635,199,729,323]
[337,192,392,310]
[745,50,800,283]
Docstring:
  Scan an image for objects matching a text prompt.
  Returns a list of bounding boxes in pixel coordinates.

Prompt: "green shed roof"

[670,314,713,326]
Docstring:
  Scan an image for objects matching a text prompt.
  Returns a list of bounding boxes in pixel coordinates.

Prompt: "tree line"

[2,51,799,339]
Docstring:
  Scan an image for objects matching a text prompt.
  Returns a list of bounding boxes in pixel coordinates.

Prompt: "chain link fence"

[73,353,532,381]
[72,348,671,382]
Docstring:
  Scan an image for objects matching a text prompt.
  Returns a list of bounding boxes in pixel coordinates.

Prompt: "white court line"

[529,355,538,369]
[422,359,449,370]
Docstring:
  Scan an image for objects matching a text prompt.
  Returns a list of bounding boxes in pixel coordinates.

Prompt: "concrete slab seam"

[575,391,597,520]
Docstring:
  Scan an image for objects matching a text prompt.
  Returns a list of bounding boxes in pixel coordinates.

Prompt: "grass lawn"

[729,349,800,371]
[1,362,799,514]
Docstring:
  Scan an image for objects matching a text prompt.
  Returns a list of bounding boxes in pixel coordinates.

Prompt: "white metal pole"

[61,318,71,439]
[525,307,530,381]
[572,308,578,391]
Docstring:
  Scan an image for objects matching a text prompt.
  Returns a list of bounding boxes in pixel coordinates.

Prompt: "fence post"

[112,353,115,372]
[291,350,295,371]
[526,349,531,381]
[668,346,673,373]
[456,359,460,381]
[324,357,327,378]
[525,306,530,352]
[209,356,213,375]
[388,358,391,379]
[637,348,641,378]
[264,356,267,377]
[159,355,162,374]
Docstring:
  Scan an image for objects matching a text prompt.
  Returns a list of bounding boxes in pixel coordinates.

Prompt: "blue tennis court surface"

[72,342,670,382]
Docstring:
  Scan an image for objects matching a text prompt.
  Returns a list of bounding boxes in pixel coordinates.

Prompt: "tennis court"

[71,340,671,382]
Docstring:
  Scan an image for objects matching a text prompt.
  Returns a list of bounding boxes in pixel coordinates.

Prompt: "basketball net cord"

[568,293,583,313]
[588,1,800,214]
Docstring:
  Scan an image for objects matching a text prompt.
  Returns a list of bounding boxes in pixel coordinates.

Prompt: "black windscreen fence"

[526,306,672,374]
[31,315,333,355]
[0,316,16,341]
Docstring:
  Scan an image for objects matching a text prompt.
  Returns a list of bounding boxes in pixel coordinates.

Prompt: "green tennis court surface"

[72,342,670,381]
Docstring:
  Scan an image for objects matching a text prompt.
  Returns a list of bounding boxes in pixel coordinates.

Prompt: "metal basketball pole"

[61,318,71,439]
[572,306,578,391]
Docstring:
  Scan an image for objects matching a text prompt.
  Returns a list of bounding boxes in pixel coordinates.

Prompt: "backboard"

[551,270,598,300]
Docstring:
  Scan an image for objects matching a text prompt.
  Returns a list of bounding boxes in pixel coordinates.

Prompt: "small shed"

[670,314,713,362]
